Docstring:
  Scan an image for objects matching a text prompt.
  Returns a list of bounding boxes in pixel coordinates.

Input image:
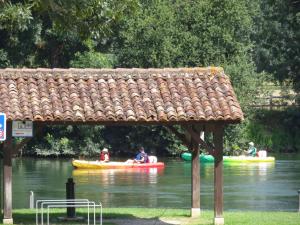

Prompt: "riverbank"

[1,208,299,225]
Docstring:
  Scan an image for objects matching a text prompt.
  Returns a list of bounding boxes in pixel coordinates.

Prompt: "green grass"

[0,208,299,225]
[224,211,300,225]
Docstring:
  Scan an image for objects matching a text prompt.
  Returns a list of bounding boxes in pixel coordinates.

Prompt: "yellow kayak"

[72,159,165,169]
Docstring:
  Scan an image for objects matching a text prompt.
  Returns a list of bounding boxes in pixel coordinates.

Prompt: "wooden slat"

[182,125,215,155]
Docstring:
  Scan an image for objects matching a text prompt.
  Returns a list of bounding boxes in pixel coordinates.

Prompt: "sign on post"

[0,113,6,141]
[12,121,33,137]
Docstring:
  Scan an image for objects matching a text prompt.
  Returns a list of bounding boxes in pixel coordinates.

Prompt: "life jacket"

[100,152,110,161]
[143,153,149,163]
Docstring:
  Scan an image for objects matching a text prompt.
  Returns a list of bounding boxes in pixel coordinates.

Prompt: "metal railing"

[35,199,102,225]
[29,191,34,209]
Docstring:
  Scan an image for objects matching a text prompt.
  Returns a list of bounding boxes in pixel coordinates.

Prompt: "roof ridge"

[0,67,224,73]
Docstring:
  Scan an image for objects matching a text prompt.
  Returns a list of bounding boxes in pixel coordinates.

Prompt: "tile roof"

[0,67,243,124]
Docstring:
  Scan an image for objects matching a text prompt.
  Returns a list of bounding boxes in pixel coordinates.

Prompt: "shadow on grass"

[1,211,179,225]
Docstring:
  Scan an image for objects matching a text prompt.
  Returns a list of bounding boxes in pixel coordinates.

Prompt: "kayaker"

[100,148,110,162]
[247,142,257,157]
[134,147,149,163]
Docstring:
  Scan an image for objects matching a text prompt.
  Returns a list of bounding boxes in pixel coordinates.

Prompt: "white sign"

[12,121,33,137]
[0,113,6,141]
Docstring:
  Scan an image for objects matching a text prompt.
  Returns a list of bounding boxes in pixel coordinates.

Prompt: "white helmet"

[102,148,108,152]
[249,142,254,146]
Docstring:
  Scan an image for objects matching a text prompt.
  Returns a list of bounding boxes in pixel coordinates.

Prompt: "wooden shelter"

[0,67,243,224]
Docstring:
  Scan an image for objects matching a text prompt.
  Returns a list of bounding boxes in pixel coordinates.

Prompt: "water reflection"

[73,167,164,185]
[183,161,274,178]
[225,162,275,177]
[72,167,165,208]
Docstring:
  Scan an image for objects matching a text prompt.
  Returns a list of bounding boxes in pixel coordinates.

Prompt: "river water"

[0,155,299,211]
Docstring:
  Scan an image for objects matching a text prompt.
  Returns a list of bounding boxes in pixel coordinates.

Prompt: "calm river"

[0,155,299,211]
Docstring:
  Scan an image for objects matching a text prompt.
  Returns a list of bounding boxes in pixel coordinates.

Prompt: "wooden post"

[191,138,200,217]
[213,126,224,225]
[66,178,76,218]
[298,189,300,213]
[3,121,13,224]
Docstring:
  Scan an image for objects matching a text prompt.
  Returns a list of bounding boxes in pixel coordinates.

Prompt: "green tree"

[254,0,300,91]
[117,0,260,68]
[116,0,179,67]
[0,0,137,68]
[70,40,116,68]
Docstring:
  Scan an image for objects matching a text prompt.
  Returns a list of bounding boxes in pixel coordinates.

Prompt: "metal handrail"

[41,200,92,225]
[35,199,102,225]
[46,203,102,225]
[36,199,89,225]
[298,189,300,213]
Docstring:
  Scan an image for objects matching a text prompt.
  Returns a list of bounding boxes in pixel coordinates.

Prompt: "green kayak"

[181,152,215,162]
[181,152,275,163]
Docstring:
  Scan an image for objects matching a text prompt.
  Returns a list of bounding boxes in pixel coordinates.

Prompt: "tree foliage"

[70,40,116,68]
[117,0,259,68]
[0,0,137,67]
[254,0,300,91]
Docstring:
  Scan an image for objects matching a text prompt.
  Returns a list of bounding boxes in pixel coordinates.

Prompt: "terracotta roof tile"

[0,67,243,123]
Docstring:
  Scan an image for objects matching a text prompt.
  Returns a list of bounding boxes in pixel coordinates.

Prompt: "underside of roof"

[0,67,243,124]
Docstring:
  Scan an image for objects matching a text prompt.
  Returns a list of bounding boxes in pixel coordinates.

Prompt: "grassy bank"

[0,208,299,225]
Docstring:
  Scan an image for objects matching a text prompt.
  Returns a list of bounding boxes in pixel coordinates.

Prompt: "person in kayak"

[247,142,257,157]
[100,148,110,162]
[134,147,149,163]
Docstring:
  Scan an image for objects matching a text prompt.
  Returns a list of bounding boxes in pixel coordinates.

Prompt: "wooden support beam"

[191,137,200,217]
[167,125,202,217]
[3,121,13,224]
[213,126,224,225]
[182,125,215,155]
